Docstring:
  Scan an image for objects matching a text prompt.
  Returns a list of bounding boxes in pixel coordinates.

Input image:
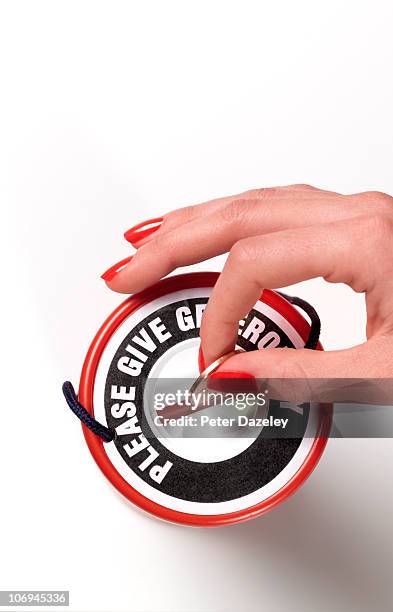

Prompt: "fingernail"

[101,256,133,282]
[198,345,206,372]
[209,371,255,379]
[124,217,163,245]
[208,371,257,394]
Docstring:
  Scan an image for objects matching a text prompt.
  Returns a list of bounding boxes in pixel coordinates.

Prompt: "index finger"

[200,215,390,365]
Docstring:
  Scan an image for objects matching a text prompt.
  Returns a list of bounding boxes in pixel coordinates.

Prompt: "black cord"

[62,381,115,443]
[276,292,321,350]
[63,293,321,442]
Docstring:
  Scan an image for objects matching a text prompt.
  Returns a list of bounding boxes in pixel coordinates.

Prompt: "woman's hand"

[102,185,393,379]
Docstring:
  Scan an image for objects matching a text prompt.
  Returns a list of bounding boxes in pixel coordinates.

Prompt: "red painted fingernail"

[198,345,206,372]
[124,217,163,245]
[101,255,133,282]
[208,371,257,393]
[209,371,255,379]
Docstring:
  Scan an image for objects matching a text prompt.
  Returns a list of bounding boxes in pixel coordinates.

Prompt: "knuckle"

[148,232,178,266]
[358,213,393,244]
[162,205,197,229]
[221,198,251,226]
[271,350,309,379]
[246,187,280,199]
[288,183,317,190]
[363,190,389,201]
[362,190,393,210]
[228,238,258,266]
[247,184,318,197]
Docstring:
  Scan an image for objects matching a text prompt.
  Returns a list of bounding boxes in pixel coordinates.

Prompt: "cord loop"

[62,381,115,443]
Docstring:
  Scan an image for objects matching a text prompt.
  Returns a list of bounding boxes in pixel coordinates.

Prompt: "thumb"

[215,346,351,378]
[209,339,391,404]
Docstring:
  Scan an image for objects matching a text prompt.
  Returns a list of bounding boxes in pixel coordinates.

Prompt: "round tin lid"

[79,272,331,526]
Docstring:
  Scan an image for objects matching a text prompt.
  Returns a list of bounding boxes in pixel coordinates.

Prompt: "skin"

[105,184,393,382]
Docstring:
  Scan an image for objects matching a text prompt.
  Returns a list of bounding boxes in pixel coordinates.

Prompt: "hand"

[103,184,393,380]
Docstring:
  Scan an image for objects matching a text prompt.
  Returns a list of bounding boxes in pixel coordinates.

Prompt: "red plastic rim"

[79,272,332,527]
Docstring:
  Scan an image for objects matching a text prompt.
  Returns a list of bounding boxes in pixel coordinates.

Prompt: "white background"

[1,1,392,611]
